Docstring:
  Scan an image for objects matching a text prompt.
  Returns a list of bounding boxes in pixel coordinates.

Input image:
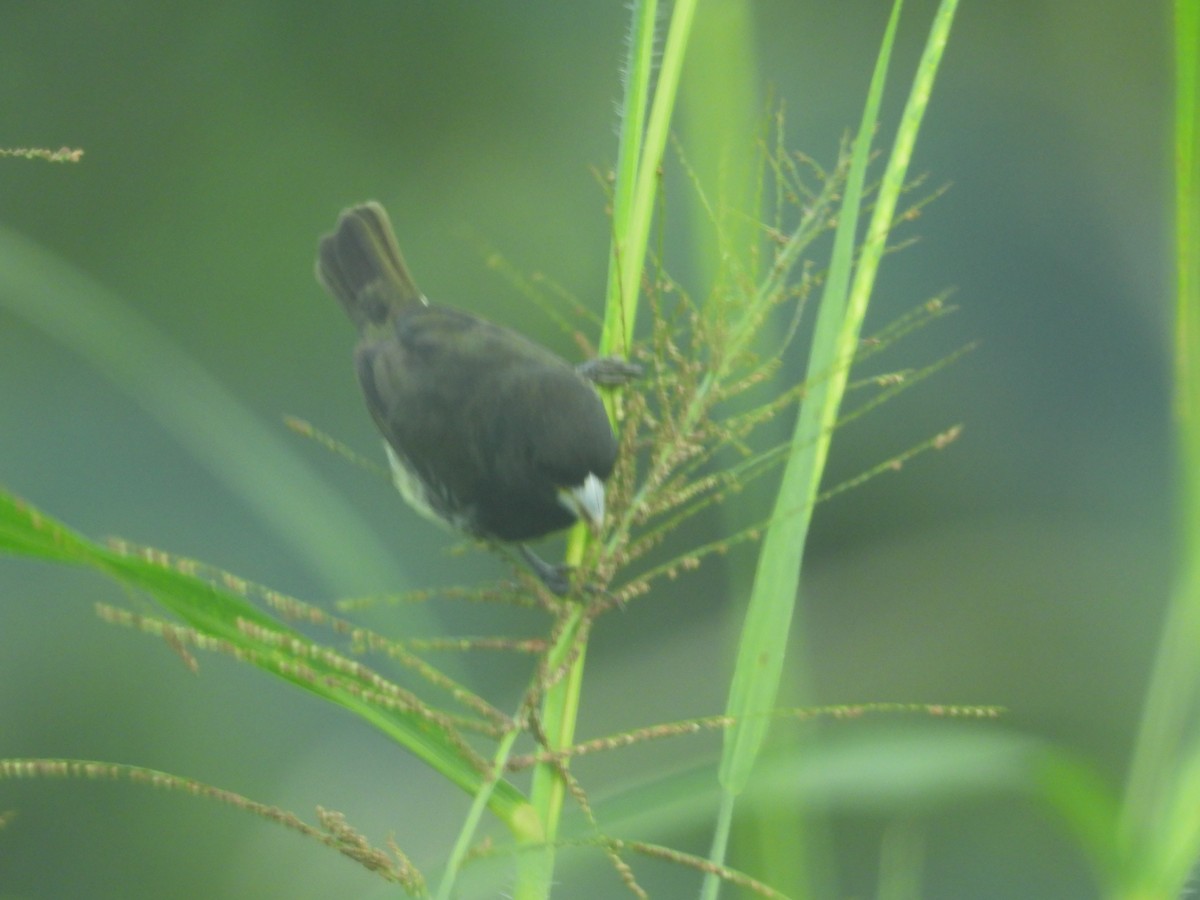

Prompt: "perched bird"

[315,202,620,592]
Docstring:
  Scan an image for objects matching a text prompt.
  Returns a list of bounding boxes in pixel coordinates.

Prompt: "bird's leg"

[519,545,573,596]
[575,356,643,386]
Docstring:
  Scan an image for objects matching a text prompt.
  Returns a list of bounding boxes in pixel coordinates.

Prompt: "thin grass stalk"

[518,0,659,879]
[435,728,524,900]
[519,6,699,896]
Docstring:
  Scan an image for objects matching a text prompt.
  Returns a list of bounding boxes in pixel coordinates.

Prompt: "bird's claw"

[520,546,573,596]
[518,545,613,599]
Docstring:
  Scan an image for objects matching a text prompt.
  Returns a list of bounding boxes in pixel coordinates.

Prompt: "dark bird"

[316,202,620,592]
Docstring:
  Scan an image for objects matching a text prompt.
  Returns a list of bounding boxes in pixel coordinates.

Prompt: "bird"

[315,201,622,593]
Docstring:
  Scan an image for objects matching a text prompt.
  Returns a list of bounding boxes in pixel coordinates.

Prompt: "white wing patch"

[384,442,473,533]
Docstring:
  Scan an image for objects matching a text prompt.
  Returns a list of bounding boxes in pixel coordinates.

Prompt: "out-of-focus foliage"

[0,2,1174,897]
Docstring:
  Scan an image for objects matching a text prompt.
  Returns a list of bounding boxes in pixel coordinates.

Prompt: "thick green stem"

[513,3,697,896]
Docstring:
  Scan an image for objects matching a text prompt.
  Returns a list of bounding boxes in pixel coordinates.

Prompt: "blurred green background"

[0,1,1173,897]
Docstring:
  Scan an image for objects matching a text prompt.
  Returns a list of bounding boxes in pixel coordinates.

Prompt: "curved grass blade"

[0,487,529,825]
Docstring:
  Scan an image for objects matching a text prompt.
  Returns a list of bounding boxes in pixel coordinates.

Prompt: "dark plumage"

[315,202,618,587]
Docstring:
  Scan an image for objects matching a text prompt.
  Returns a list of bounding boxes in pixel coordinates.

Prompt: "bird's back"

[355,304,615,541]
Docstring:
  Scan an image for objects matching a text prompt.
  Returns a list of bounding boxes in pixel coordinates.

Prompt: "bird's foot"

[517,545,615,601]
[576,356,643,386]
[519,545,574,596]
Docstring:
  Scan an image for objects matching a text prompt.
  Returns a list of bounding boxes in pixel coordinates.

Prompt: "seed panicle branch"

[48,102,970,898]
[0,759,425,892]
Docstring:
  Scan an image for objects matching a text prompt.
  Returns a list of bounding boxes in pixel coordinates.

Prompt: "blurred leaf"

[1117,2,1200,896]
[751,726,1040,811]
[0,222,407,596]
[571,724,1061,843]
[1033,746,1123,887]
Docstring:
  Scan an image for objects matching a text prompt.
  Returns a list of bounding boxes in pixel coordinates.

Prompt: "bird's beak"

[558,473,606,531]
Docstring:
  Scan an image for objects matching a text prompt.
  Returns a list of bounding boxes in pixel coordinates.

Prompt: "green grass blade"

[519,8,665,891]
[600,0,657,360]
[1117,0,1200,894]
[717,0,904,796]
[520,3,698,896]
[0,487,529,826]
[436,727,524,900]
[602,0,699,358]
[707,1,960,895]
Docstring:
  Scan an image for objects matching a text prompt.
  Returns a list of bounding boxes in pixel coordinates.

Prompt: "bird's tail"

[316,202,424,329]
